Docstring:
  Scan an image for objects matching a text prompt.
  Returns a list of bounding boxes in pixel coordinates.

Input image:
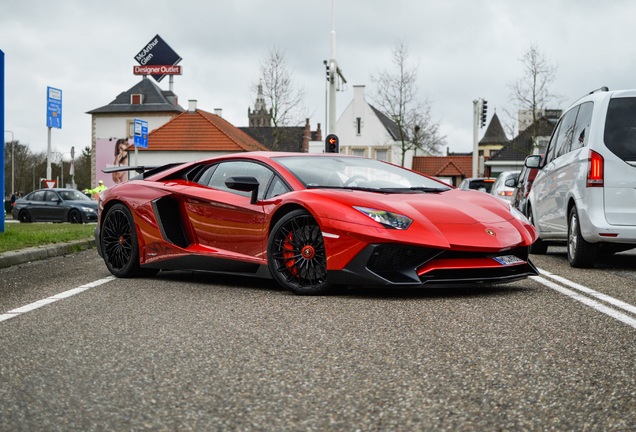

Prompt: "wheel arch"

[268,203,312,235]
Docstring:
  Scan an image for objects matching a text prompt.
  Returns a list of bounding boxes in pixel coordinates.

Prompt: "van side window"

[571,102,593,152]
[555,107,579,158]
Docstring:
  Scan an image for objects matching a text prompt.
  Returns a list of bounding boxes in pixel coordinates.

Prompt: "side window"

[44,191,59,202]
[555,106,579,158]
[265,176,291,199]
[207,161,275,200]
[571,102,593,152]
[31,191,46,201]
[544,121,561,164]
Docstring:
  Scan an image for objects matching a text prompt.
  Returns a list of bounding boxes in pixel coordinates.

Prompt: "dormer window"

[131,94,143,105]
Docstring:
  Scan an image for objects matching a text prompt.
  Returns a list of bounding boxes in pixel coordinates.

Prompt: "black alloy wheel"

[68,209,82,224]
[101,203,156,278]
[268,209,331,295]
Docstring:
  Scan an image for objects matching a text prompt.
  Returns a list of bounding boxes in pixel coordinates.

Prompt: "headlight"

[354,206,412,230]
[508,203,529,224]
[81,207,96,213]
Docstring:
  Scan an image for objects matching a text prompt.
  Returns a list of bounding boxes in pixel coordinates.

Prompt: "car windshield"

[274,156,450,193]
[58,190,92,201]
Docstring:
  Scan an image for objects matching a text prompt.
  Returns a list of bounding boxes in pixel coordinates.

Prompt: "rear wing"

[102,163,183,180]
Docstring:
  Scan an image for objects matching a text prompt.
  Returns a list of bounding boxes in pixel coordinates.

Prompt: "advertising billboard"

[134,35,181,82]
[96,137,131,186]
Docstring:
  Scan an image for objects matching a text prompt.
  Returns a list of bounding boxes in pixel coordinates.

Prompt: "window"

[375,149,389,162]
[604,97,636,161]
[202,161,281,200]
[30,191,46,201]
[131,94,143,104]
[571,102,593,152]
[555,107,579,158]
[352,148,365,157]
[356,117,362,135]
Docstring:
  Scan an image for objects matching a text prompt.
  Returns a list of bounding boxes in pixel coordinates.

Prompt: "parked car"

[95,152,538,295]
[526,87,636,267]
[490,171,521,202]
[511,156,541,216]
[12,188,98,223]
[457,177,496,193]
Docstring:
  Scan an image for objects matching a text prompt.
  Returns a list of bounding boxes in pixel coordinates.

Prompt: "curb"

[0,239,96,269]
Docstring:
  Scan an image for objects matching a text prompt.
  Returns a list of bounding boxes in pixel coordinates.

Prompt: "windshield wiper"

[407,186,450,193]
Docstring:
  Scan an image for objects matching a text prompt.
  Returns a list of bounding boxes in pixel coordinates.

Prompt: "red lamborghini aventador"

[95,152,538,295]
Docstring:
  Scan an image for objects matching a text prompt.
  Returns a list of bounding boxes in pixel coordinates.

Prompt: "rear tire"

[18,210,32,223]
[267,209,331,295]
[567,206,597,268]
[528,206,548,255]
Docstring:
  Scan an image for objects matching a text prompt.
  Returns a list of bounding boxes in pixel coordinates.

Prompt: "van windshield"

[604,97,636,161]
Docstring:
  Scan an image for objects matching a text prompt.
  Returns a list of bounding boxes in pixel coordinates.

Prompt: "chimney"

[214,108,222,117]
[188,100,197,112]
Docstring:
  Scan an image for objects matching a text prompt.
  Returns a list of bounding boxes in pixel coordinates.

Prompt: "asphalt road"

[0,247,634,431]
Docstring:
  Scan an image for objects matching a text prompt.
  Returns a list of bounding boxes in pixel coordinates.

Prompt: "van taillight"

[587,150,604,187]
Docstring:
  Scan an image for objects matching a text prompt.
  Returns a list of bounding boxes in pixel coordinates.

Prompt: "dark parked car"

[12,188,98,223]
[511,155,541,216]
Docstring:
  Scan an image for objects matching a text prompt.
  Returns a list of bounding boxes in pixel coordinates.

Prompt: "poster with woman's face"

[95,137,131,187]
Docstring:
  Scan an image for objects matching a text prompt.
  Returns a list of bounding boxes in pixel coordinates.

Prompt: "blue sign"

[133,118,148,148]
[46,86,62,129]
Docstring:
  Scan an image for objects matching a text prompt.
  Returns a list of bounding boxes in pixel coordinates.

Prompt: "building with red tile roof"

[412,155,473,186]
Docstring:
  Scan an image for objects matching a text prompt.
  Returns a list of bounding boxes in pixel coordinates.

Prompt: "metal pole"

[4,130,13,194]
[472,100,479,178]
[46,127,52,179]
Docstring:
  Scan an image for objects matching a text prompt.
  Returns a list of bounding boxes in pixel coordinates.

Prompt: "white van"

[525,87,636,267]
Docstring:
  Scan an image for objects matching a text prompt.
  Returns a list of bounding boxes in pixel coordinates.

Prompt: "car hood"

[305,189,533,249]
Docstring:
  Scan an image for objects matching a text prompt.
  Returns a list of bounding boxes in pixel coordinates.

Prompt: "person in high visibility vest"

[84,180,107,200]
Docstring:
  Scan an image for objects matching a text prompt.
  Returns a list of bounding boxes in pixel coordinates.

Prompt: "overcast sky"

[3,0,636,158]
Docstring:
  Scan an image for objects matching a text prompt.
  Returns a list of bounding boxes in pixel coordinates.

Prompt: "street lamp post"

[4,130,14,195]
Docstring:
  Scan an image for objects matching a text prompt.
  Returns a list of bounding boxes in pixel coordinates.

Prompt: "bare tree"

[371,41,445,166]
[254,47,306,150]
[508,44,560,149]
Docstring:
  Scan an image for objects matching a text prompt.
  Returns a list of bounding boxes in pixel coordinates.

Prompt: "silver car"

[526,87,636,267]
[490,171,520,202]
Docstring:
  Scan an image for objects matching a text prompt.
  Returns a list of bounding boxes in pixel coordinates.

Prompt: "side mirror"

[505,177,518,188]
[524,154,542,169]
[225,176,260,204]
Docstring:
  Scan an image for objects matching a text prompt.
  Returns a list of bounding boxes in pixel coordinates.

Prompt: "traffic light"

[325,134,339,153]
[480,99,488,128]
[325,62,330,82]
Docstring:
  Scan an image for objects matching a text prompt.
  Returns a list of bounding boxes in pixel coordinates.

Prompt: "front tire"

[68,209,82,224]
[567,206,597,268]
[268,209,331,295]
[101,203,152,278]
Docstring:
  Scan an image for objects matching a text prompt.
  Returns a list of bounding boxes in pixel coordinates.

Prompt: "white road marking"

[0,276,116,323]
[533,269,636,330]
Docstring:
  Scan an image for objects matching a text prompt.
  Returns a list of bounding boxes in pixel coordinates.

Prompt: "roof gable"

[489,116,557,161]
[479,112,509,145]
[142,109,269,152]
[87,77,184,114]
[412,155,472,177]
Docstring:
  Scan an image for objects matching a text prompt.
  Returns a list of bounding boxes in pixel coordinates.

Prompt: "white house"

[309,85,415,168]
